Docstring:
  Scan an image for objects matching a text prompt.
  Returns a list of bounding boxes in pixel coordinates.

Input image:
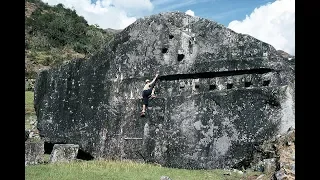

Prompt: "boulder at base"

[25,141,44,166]
[49,144,79,163]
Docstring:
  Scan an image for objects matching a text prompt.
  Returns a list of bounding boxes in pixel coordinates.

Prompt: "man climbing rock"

[141,72,159,117]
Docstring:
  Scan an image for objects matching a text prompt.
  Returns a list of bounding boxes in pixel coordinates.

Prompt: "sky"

[40,0,295,55]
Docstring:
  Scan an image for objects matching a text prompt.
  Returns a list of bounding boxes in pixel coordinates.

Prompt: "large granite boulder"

[34,12,294,169]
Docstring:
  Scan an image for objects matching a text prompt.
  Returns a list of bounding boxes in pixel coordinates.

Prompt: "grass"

[25,91,36,130]
[25,91,35,115]
[25,160,262,180]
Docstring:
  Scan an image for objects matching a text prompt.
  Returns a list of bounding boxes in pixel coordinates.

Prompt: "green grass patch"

[25,115,32,130]
[25,91,35,115]
[25,160,262,180]
[25,91,36,130]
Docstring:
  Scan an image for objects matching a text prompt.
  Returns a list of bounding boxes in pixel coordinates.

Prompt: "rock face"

[25,141,44,166]
[25,78,36,91]
[49,144,79,163]
[34,12,295,169]
[25,130,30,141]
[160,176,172,180]
[250,128,295,179]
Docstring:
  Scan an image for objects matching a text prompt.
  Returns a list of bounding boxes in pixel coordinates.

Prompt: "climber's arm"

[149,73,159,85]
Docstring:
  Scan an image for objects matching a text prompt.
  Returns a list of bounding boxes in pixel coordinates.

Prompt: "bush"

[28,32,51,51]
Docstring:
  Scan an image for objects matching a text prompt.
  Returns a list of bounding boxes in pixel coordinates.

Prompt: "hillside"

[25,0,117,83]
[104,28,123,34]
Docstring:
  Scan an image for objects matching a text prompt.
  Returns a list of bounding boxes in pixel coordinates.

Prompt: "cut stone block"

[25,141,44,166]
[49,144,79,163]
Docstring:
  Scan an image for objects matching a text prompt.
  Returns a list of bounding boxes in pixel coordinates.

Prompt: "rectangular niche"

[244,81,252,87]
[262,80,271,86]
[209,84,216,90]
[227,83,233,89]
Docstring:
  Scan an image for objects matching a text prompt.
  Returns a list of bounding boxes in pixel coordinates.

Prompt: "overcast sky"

[40,0,295,55]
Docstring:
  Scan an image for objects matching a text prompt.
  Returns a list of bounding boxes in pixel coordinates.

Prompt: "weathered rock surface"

[25,130,29,141]
[25,141,44,166]
[49,144,79,163]
[160,176,172,180]
[25,78,36,91]
[34,12,295,169]
[250,128,295,179]
[254,158,277,174]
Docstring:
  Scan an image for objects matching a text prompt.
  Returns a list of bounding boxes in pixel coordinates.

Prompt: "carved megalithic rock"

[34,12,295,169]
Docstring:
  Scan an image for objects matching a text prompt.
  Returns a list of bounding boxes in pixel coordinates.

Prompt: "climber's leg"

[150,87,156,99]
[141,89,152,115]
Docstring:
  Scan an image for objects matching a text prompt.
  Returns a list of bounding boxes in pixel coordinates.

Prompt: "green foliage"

[25,5,94,50]
[27,32,51,51]
[25,0,114,79]
[25,160,262,180]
